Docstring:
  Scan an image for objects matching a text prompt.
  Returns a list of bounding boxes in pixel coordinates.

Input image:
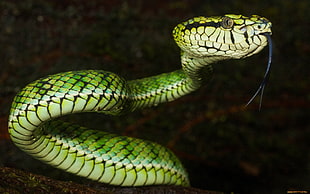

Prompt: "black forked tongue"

[245,33,272,110]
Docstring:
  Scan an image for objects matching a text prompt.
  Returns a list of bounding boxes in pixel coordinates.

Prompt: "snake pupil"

[221,16,234,29]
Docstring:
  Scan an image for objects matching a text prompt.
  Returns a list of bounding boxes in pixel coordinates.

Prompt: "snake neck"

[180,52,214,86]
[127,53,213,111]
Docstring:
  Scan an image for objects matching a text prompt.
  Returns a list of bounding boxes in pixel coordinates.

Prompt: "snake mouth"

[260,32,272,36]
[242,31,271,59]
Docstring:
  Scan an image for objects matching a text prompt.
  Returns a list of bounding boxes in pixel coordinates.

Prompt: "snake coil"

[8,14,272,186]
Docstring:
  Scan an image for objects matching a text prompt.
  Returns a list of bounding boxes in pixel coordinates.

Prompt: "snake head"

[173,14,272,59]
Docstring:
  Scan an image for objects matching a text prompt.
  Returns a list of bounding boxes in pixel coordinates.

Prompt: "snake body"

[8,14,272,186]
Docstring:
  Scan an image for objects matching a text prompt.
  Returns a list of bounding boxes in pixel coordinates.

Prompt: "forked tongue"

[245,33,272,110]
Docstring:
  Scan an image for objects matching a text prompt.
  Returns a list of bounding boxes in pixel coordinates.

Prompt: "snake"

[8,14,272,187]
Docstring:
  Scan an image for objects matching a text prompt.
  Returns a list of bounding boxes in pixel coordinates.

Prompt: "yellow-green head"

[173,14,272,59]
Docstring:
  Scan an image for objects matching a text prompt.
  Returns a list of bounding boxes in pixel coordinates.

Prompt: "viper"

[8,14,272,186]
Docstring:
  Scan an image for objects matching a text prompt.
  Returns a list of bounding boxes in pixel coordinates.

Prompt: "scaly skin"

[8,14,272,186]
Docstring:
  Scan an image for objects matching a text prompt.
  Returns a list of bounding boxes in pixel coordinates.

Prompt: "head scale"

[173,14,272,59]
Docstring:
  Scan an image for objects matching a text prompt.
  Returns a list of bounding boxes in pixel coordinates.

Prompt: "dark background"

[0,0,309,193]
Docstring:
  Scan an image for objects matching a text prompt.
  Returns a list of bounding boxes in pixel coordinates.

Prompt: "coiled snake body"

[8,14,272,186]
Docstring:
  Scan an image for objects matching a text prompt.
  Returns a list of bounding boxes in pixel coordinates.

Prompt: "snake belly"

[8,14,272,187]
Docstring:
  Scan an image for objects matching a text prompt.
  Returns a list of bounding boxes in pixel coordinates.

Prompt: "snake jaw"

[235,17,272,58]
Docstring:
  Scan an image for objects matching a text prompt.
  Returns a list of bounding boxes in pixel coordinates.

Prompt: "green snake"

[8,14,272,186]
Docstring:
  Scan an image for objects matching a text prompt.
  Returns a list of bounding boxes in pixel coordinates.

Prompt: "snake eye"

[221,16,234,29]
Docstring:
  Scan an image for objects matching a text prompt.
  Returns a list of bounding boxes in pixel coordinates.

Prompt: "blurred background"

[0,0,309,193]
